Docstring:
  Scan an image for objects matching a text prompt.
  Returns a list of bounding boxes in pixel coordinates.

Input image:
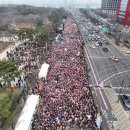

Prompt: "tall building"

[101,0,118,15]
[116,0,130,25]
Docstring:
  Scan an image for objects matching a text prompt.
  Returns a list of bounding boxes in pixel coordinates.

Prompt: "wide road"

[72,10,130,91]
[71,9,130,130]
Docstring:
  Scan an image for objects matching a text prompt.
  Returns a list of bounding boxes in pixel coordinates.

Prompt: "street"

[71,9,130,130]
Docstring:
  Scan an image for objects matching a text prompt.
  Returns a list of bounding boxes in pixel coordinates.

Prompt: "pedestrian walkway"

[104,88,130,130]
[0,40,23,60]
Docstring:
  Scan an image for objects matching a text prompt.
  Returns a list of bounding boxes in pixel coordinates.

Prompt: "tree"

[0,92,19,126]
[0,60,22,90]
[36,18,43,27]
[25,28,36,42]
[35,28,48,46]
[17,29,26,41]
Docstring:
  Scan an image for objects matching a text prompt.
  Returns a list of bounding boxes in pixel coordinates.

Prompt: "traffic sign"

[100,27,109,31]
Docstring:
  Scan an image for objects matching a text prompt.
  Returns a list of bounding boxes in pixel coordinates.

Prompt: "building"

[116,0,130,26]
[101,0,118,15]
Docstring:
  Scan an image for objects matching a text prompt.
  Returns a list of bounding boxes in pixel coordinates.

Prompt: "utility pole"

[117,79,124,103]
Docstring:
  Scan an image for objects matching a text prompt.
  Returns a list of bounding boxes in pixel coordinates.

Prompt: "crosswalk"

[104,88,130,130]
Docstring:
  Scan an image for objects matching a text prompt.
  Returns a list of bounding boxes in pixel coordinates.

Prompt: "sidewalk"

[0,40,25,130]
[104,88,130,130]
[0,40,23,60]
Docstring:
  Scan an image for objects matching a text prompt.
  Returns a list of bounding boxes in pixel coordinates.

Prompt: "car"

[88,37,91,41]
[91,45,96,48]
[95,42,99,46]
[110,56,119,61]
[91,37,95,41]
[124,40,129,43]
[125,43,130,48]
[103,48,108,52]
[121,95,130,108]
[98,41,102,46]
[95,37,98,41]
[126,50,130,54]
[105,41,109,45]
[86,33,88,36]
[96,30,99,33]
[96,35,101,39]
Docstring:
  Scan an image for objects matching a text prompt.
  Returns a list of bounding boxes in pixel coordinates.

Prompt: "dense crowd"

[6,42,45,91]
[32,18,97,130]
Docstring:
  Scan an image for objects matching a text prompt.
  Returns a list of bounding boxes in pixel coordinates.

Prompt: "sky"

[0,0,102,8]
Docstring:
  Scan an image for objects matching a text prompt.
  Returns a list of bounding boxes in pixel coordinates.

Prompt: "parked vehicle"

[126,50,130,54]
[105,41,109,45]
[95,42,99,46]
[98,41,102,46]
[121,95,130,108]
[88,37,91,41]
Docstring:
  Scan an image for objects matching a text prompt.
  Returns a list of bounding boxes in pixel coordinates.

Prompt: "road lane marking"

[84,47,108,109]
[100,69,130,86]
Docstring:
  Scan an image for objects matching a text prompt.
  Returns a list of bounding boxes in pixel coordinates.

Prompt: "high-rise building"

[101,0,118,15]
[116,0,130,25]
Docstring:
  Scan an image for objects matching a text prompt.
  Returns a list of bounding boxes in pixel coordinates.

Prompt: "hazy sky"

[0,0,102,8]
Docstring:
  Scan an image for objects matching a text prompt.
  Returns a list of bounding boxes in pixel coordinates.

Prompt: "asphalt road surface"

[71,9,130,130]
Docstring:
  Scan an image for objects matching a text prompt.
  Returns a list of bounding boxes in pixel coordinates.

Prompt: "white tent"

[14,94,39,130]
[96,113,102,129]
[38,63,50,80]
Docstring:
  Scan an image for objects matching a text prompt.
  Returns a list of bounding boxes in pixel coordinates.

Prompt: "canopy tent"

[96,113,102,129]
[38,63,50,80]
[55,34,64,43]
[14,94,39,130]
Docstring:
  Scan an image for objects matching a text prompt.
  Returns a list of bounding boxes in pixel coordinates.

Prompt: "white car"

[126,50,130,54]
[95,42,99,46]
[96,35,101,39]
[91,45,96,48]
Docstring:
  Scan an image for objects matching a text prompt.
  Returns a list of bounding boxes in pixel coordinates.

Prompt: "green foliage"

[36,18,43,27]
[17,28,36,41]
[0,60,22,86]
[0,92,19,125]
[25,28,36,41]
[35,28,48,46]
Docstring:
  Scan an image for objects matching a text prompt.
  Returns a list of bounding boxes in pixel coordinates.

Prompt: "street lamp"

[117,79,124,103]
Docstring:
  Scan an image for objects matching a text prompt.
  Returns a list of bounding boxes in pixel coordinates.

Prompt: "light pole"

[117,79,124,103]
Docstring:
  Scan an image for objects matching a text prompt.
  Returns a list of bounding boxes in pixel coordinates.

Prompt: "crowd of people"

[6,42,45,91]
[32,18,97,130]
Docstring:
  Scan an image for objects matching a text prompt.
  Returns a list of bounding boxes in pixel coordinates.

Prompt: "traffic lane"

[100,31,125,57]
[106,43,125,59]
[97,47,123,87]
[90,57,110,84]
[85,43,120,85]
[75,12,120,129]
[93,88,118,130]
[84,45,100,86]
[120,58,130,69]
[114,88,130,95]
[83,24,130,88]
[84,43,111,85]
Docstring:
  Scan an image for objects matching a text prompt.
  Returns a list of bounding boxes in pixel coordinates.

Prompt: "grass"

[0,42,10,53]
